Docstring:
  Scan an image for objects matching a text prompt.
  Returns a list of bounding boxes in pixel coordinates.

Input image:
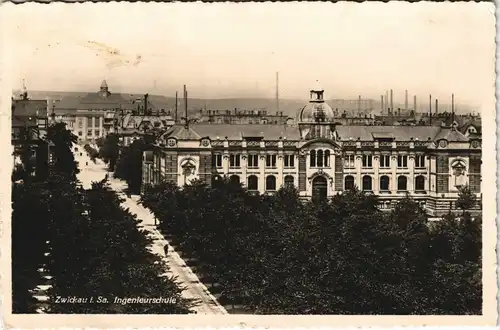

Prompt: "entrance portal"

[312,176,328,203]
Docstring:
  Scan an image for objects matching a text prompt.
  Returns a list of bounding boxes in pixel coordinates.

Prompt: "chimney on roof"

[144,93,149,115]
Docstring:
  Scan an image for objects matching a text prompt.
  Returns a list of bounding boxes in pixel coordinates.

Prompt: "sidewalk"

[77,153,227,315]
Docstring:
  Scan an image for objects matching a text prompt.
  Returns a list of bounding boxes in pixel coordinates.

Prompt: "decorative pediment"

[308,170,334,185]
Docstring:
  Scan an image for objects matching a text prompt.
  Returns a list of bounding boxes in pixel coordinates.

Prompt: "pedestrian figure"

[85,161,88,166]
[163,244,169,257]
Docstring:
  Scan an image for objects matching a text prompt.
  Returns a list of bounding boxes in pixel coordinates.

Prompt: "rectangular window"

[78,131,82,136]
[415,155,426,168]
[95,130,100,136]
[362,155,372,168]
[379,155,390,168]
[284,154,295,168]
[397,155,408,168]
[266,154,277,168]
[211,154,222,167]
[344,155,355,168]
[248,154,259,168]
[229,154,241,168]
[78,120,83,128]
[87,130,92,136]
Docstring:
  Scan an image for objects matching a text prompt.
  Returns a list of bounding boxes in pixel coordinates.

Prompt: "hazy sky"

[2,2,495,109]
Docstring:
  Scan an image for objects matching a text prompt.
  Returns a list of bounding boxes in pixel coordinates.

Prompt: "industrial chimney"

[184,85,188,121]
[385,91,389,114]
[435,98,439,119]
[413,95,417,113]
[380,95,384,113]
[404,90,408,112]
[390,89,394,112]
[451,94,455,123]
[175,91,178,123]
[358,95,362,112]
[276,72,280,113]
[429,94,432,125]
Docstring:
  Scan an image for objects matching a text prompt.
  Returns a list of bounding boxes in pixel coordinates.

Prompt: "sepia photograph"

[1,1,497,328]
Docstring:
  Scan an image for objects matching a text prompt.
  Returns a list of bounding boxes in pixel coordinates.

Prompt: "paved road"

[75,151,227,315]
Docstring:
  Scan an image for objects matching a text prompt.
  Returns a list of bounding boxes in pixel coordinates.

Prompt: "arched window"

[345,175,355,190]
[266,175,276,191]
[230,175,240,185]
[284,175,294,187]
[380,175,390,191]
[247,175,258,190]
[362,175,372,191]
[324,150,331,167]
[310,150,316,167]
[397,176,408,191]
[317,150,324,167]
[415,175,425,191]
[211,174,223,187]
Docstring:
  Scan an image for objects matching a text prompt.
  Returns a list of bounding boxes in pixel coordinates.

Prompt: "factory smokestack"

[276,72,280,113]
[413,95,417,113]
[429,94,432,125]
[358,95,361,112]
[435,98,439,119]
[184,85,188,124]
[390,89,394,113]
[175,91,178,123]
[405,90,408,112]
[380,95,384,112]
[385,91,389,115]
[451,94,455,124]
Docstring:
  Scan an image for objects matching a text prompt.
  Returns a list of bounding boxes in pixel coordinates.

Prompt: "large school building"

[142,85,482,216]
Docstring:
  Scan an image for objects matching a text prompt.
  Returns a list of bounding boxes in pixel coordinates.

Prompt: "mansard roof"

[158,123,474,144]
[335,125,471,142]
[163,123,301,141]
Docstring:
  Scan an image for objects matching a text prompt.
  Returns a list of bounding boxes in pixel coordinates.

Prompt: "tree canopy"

[142,181,482,315]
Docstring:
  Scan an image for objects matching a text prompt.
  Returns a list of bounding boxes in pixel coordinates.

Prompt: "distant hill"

[15,90,476,117]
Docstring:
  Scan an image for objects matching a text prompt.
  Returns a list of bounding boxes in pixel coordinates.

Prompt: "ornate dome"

[298,100,335,123]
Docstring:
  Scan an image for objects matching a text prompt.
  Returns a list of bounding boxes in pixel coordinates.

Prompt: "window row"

[76,130,100,136]
[212,174,295,191]
[310,149,331,167]
[211,154,295,168]
[344,155,426,169]
[344,175,426,192]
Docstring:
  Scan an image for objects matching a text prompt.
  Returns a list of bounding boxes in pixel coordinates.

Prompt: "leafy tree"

[47,178,194,313]
[98,134,120,171]
[141,180,482,315]
[47,122,79,180]
[115,139,145,194]
[455,184,477,215]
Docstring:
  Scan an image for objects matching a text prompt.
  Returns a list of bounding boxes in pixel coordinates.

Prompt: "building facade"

[142,86,482,216]
[11,88,51,180]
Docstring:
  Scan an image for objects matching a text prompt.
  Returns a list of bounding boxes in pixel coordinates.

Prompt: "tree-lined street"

[75,151,227,315]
